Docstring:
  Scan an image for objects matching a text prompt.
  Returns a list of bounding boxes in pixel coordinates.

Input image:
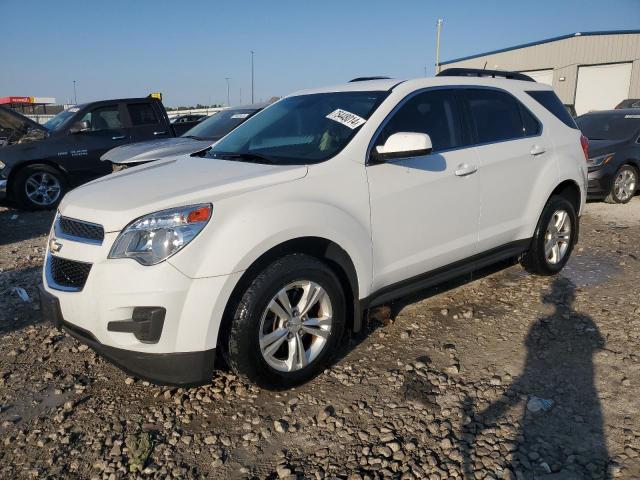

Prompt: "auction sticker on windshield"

[326,109,366,129]
[231,113,250,119]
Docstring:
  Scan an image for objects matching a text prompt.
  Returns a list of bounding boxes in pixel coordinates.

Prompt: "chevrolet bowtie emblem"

[50,238,63,253]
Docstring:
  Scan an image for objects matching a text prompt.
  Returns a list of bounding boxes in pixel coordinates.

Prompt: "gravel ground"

[0,198,639,479]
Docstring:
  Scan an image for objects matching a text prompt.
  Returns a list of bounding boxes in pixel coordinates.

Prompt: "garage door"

[521,69,554,86]
[575,63,632,115]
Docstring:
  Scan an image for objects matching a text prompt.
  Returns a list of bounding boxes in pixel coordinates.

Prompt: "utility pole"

[250,50,255,104]
[240,87,242,105]
[435,19,443,74]
[73,80,77,104]
[225,77,230,106]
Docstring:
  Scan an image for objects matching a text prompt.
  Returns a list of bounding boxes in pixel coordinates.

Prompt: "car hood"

[101,137,215,164]
[587,138,628,157]
[59,155,308,232]
[0,106,48,147]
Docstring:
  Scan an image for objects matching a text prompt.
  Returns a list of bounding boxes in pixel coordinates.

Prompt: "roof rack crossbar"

[436,68,535,82]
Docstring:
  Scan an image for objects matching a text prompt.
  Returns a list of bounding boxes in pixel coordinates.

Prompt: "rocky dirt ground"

[0,198,639,480]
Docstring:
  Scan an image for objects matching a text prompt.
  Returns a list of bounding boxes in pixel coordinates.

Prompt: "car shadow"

[0,266,46,335]
[460,277,610,478]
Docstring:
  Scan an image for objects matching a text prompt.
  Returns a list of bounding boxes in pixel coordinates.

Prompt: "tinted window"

[377,90,462,152]
[576,113,640,141]
[79,105,123,131]
[128,103,159,126]
[184,108,257,140]
[465,89,525,143]
[527,90,578,129]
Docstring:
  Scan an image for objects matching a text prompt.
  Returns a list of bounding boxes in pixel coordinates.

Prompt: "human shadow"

[462,277,610,478]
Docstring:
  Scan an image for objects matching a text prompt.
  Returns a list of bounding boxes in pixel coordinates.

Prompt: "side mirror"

[372,132,433,162]
[69,120,90,134]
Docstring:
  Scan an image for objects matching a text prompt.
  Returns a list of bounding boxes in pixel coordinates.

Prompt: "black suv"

[0,98,175,209]
[577,110,640,203]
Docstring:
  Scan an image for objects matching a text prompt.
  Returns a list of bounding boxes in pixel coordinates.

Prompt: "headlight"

[109,204,212,265]
[0,160,5,170]
[587,153,614,168]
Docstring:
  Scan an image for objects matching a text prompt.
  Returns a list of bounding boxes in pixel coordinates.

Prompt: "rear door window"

[463,89,527,144]
[128,103,159,126]
[377,89,463,152]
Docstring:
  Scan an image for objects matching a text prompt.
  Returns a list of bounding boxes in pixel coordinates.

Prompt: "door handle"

[112,135,127,140]
[455,164,478,177]
[153,131,167,136]
[530,144,546,155]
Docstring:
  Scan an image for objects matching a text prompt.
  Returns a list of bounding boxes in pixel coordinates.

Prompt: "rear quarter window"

[526,90,578,129]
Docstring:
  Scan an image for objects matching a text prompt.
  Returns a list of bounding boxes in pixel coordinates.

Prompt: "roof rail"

[437,68,535,82]
[349,76,391,82]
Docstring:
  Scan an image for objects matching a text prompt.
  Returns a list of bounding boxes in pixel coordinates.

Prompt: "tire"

[521,196,577,276]
[604,165,637,204]
[223,253,346,389]
[12,164,67,210]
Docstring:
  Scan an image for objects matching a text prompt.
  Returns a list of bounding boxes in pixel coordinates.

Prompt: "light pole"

[225,77,230,106]
[73,80,77,104]
[250,50,254,104]
[435,19,443,74]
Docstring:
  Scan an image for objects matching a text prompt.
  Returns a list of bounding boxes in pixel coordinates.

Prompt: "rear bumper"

[587,164,615,199]
[39,284,216,386]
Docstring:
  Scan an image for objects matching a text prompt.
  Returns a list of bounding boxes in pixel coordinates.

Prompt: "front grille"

[58,216,104,243]
[49,256,92,291]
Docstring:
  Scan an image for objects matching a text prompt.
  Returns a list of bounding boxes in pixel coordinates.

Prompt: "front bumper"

[40,285,216,386]
[41,225,244,386]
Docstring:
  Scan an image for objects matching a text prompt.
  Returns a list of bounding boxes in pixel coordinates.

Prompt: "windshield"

[43,109,77,131]
[183,108,257,140]
[576,113,640,141]
[207,91,387,164]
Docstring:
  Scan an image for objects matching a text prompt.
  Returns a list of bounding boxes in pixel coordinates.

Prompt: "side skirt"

[361,239,531,310]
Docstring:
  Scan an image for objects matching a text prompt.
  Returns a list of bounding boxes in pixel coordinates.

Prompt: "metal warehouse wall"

[442,33,640,106]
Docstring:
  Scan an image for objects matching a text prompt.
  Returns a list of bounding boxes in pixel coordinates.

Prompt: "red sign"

[0,96,33,104]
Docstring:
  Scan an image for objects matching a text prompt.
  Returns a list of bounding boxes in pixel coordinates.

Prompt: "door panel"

[58,104,130,184]
[367,150,481,291]
[461,88,556,251]
[366,89,480,292]
[127,102,168,141]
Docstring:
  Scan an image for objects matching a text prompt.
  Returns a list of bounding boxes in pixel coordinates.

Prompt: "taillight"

[580,134,589,161]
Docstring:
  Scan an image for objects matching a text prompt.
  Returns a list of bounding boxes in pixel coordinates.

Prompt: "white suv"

[40,70,588,388]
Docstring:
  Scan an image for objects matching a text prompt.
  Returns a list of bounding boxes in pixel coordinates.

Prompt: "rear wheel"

[521,196,577,276]
[605,165,637,204]
[223,254,346,389]
[12,164,66,210]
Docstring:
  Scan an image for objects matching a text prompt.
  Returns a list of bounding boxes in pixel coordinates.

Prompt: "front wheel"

[521,196,577,276]
[12,164,67,210]
[605,165,637,204]
[223,254,346,389]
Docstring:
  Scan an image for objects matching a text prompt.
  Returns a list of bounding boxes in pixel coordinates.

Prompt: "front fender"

[168,199,374,298]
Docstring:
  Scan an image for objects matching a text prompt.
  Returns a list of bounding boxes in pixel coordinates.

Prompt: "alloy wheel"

[24,172,62,206]
[613,169,636,202]
[259,280,332,372]
[544,209,572,265]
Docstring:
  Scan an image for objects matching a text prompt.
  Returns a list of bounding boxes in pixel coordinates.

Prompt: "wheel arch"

[550,179,582,214]
[217,236,363,357]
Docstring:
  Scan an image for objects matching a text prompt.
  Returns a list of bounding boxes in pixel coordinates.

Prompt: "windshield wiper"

[212,151,275,164]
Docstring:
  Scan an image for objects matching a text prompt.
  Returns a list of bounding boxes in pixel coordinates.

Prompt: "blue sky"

[1,0,639,107]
